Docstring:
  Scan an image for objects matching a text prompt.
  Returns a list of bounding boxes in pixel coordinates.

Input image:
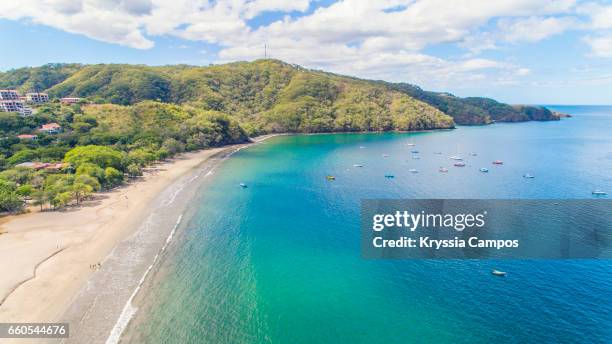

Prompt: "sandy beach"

[0,137,273,342]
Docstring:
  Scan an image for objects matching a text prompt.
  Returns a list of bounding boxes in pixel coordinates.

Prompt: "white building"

[0,90,19,100]
[0,100,33,116]
[26,92,49,103]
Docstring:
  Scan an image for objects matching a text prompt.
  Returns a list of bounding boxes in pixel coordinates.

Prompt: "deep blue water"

[124,105,612,343]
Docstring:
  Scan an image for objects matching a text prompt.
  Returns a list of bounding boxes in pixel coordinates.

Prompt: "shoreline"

[0,135,277,343]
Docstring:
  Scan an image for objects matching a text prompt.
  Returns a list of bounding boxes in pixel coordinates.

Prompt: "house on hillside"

[0,100,33,116]
[60,97,81,105]
[15,162,67,171]
[17,134,37,140]
[0,89,19,100]
[38,122,62,134]
[26,92,49,104]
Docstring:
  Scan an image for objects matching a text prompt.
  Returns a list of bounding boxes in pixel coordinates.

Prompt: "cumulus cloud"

[1,0,610,86]
[584,34,612,57]
[497,16,577,43]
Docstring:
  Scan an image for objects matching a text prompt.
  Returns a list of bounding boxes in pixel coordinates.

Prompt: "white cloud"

[2,0,610,88]
[584,34,612,57]
[497,16,577,43]
[0,0,154,49]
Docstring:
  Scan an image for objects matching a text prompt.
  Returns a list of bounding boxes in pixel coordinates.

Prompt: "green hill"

[0,59,557,132]
[383,83,558,124]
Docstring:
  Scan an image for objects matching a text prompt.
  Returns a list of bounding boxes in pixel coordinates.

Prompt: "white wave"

[105,214,183,344]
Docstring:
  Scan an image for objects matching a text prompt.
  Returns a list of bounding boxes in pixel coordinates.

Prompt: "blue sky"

[1,0,611,105]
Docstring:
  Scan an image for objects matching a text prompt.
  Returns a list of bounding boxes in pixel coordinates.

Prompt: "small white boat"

[592,190,608,196]
[406,143,416,146]
[439,167,448,173]
[450,156,463,161]
[491,269,507,277]
[353,164,363,167]
[359,146,366,149]
[412,155,421,160]
[239,183,247,188]
[523,174,535,179]
[480,168,489,173]
[470,152,478,156]
[408,169,418,173]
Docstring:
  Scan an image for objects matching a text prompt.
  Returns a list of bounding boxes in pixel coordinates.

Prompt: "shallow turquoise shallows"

[124,106,612,344]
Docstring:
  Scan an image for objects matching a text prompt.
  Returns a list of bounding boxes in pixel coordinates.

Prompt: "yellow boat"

[326,175,336,180]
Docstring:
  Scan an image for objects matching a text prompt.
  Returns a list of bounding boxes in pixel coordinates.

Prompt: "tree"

[7,149,38,165]
[71,183,93,204]
[127,163,142,177]
[0,179,24,213]
[104,167,123,188]
[16,184,34,198]
[64,145,125,170]
[76,162,105,185]
[53,191,73,209]
[32,190,46,211]
[74,174,101,191]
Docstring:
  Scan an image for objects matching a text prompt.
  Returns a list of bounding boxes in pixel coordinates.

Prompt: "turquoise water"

[124,106,612,343]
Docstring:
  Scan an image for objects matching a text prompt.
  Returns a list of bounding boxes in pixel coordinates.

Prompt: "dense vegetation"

[384,83,559,125]
[0,101,248,212]
[0,59,559,213]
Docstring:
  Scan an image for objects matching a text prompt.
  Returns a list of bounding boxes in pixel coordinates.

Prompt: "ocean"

[121,105,612,343]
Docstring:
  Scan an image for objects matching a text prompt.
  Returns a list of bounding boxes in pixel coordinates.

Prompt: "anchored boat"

[480,168,489,173]
[492,270,507,277]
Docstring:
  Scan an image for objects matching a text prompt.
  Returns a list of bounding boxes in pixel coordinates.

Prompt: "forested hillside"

[0,60,558,127]
[384,83,559,124]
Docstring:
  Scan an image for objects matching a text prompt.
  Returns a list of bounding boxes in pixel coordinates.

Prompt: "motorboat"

[239,183,247,188]
[408,169,418,173]
[493,160,504,165]
[326,175,336,180]
[454,162,466,167]
[480,168,489,173]
[523,174,535,179]
[439,167,448,173]
[491,270,507,277]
